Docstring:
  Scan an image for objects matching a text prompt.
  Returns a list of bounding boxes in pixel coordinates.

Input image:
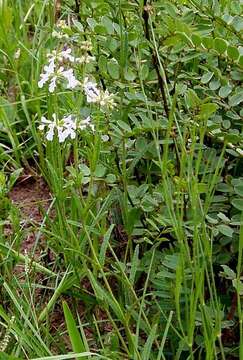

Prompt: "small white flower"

[83,78,115,109]
[57,20,69,29]
[49,76,57,92]
[62,115,77,139]
[83,77,100,103]
[38,58,56,88]
[77,54,95,64]
[80,41,93,52]
[14,48,21,59]
[39,114,84,143]
[48,48,77,64]
[60,48,75,62]
[39,115,56,141]
[62,68,80,89]
[99,89,116,109]
[46,125,55,141]
[79,116,94,131]
[52,29,69,39]
[52,20,70,39]
[101,134,109,142]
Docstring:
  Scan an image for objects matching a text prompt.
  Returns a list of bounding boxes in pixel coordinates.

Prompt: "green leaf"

[221,265,236,279]
[224,133,241,144]
[117,120,131,132]
[209,79,221,91]
[104,38,117,53]
[94,164,106,177]
[63,302,86,359]
[106,173,116,183]
[191,33,201,46]
[201,72,213,84]
[185,89,201,108]
[88,271,125,322]
[219,85,232,98]
[227,45,239,61]
[214,38,228,54]
[234,184,243,197]
[202,36,214,49]
[107,59,120,79]
[232,279,243,295]
[101,16,114,34]
[126,207,141,234]
[232,16,243,32]
[9,168,23,190]
[217,224,233,238]
[141,323,158,360]
[176,32,192,45]
[229,92,243,107]
[129,244,139,285]
[0,355,20,360]
[199,103,218,119]
[73,20,84,32]
[232,198,243,211]
[79,164,90,177]
[222,120,231,129]
[98,55,107,73]
[239,55,243,67]
[94,24,107,34]
[99,224,115,267]
[124,68,136,81]
[140,64,149,80]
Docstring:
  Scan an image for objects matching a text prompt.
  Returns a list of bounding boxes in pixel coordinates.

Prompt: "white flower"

[39,115,57,141]
[60,48,75,62]
[77,54,96,64]
[39,114,77,142]
[62,68,80,89]
[80,41,93,51]
[99,89,116,109]
[14,48,21,59]
[83,78,115,109]
[62,115,77,139]
[52,20,70,39]
[101,134,109,142]
[38,58,56,88]
[49,76,57,92]
[38,57,79,92]
[83,77,100,103]
[48,48,78,64]
[38,114,93,143]
[79,116,94,131]
[48,66,64,92]
[57,20,69,29]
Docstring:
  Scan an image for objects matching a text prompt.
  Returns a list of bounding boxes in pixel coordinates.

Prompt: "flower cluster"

[83,77,115,109]
[38,25,115,143]
[38,48,80,92]
[52,20,70,39]
[39,114,94,143]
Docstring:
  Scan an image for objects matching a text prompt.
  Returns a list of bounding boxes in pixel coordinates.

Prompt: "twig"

[74,0,81,21]
[55,0,61,22]
[142,1,169,118]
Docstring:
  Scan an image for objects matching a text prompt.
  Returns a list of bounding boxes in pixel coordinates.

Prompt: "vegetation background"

[0,0,243,359]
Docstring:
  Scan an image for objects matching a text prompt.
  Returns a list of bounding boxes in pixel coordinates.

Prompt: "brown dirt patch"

[9,174,52,254]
